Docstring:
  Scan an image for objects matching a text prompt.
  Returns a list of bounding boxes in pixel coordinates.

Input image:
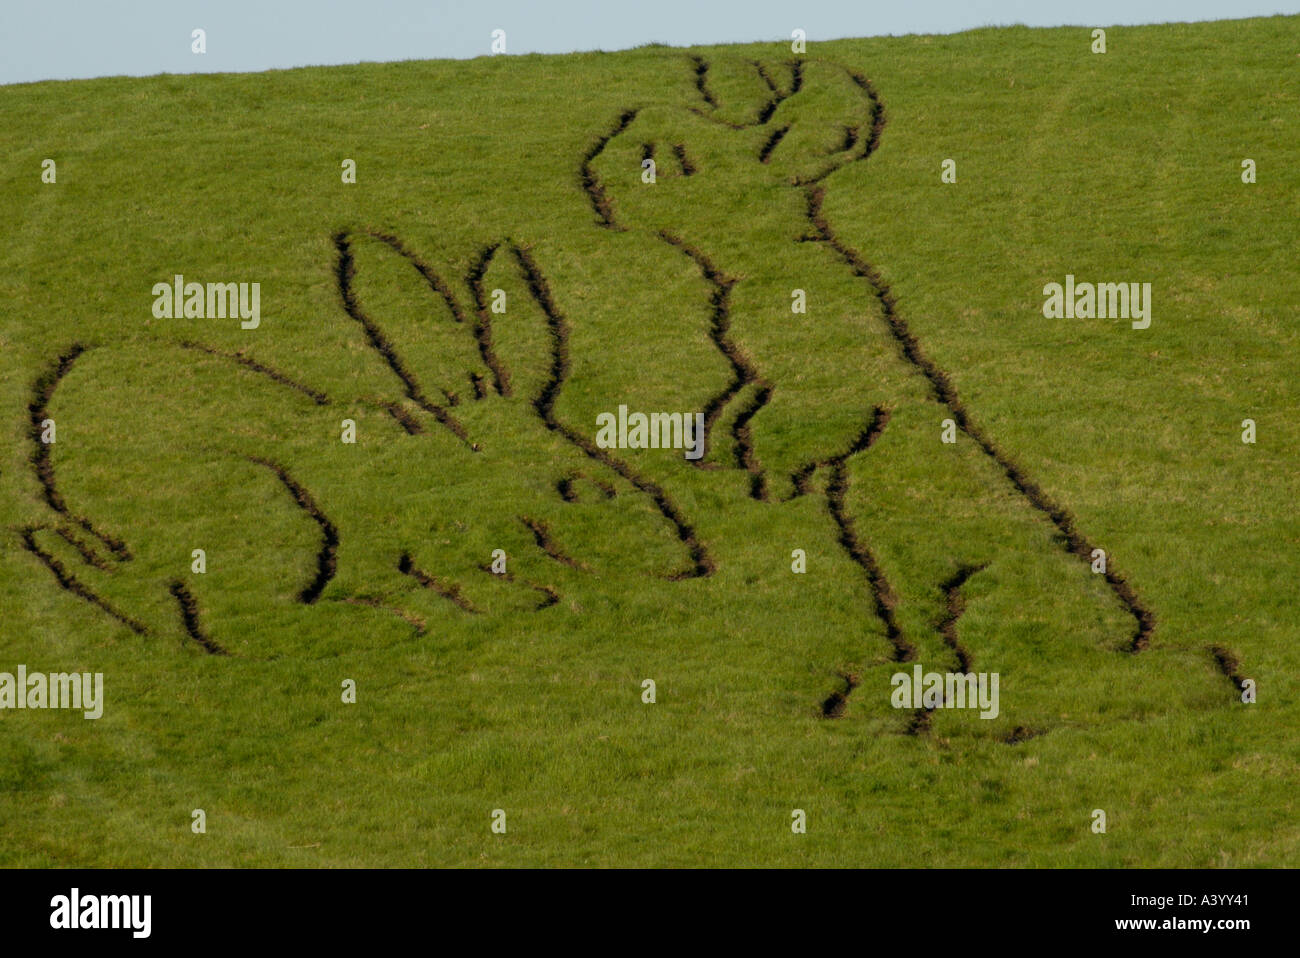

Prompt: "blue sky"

[2,0,1295,86]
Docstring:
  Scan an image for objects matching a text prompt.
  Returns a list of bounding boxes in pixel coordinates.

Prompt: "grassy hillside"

[1,15,1296,866]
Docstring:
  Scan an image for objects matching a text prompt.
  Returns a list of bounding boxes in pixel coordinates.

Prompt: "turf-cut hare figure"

[588,53,1158,724]
[22,230,706,655]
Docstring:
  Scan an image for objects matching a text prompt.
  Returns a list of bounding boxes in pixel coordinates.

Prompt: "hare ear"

[687,54,786,127]
[759,61,878,180]
[476,242,564,410]
[336,228,487,411]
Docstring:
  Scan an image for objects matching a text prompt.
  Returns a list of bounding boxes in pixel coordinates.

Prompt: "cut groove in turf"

[672,144,697,176]
[907,707,933,735]
[515,243,714,579]
[848,70,886,161]
[473,561,561,609]
[20,526,147,635]
[657,230,771,497]
[787,398,891,500]
[466,242,512,397]
[1004,726,1045,745]
[688,57,802,129]
[1210,645,1248,694]
[752,59,800,124]
[366,228,468,324]
[520,515,583,567]
[802,184,1156,655]
[399,551,480,613]
[580,108,639,230]
[794,68,881,185]
[732,384,773,501]
[179,341,330,405]
[758,124,790,163]
[820,671,860,718]
[55,525,112,571]
[27,345,132,561]
[821,406,913,667]
[533,584,560,610]
[378,400,425,435]
[248,457,338,604]
[169,580,227,655]
[938,563,987,674]
[557,472,617,502]
[332,230,474,448]
[690,55,719,109]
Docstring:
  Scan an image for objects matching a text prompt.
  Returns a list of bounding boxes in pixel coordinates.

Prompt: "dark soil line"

[27,345,82,515]
[822,406,912,665]
[690,55,719,109]
[671,144,697,176]
[906,707,933,735]
[847,70,886,161]
[787,399,891,501]
[795,405,904,723]
[399,552,480,613]
[248,457,338,604]
[26,345,132,561]
[533,584,560,610]
[1004,726,1045,745]
[790,463,817,498]
[71,516,130,562]
[657,230,771,497]
[820,670,860,718]
[802,184,1156,653]
[168,580,227,654]
[758,124,791,163]
[55,525,112,571]
[938,563,987,674]
[20,526,147,634]
[580,108,639,230]
[366,228,468,324]
[469,372,488,399]
[379,400,425,435]
[794,68,881,186]
[343,596,427,635]
[754,59,802,125]
[557,472,617,502]
[732,384,772,501]
[1209,645,1248,694]
[520,515,583,567]
[466,242,512,396]
[179,341,329,405]
[332,230,473,447]
[808,405,922,725]
[513,243,714,578]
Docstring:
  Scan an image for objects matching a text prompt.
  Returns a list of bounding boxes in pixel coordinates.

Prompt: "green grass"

[1,15,1297,866]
